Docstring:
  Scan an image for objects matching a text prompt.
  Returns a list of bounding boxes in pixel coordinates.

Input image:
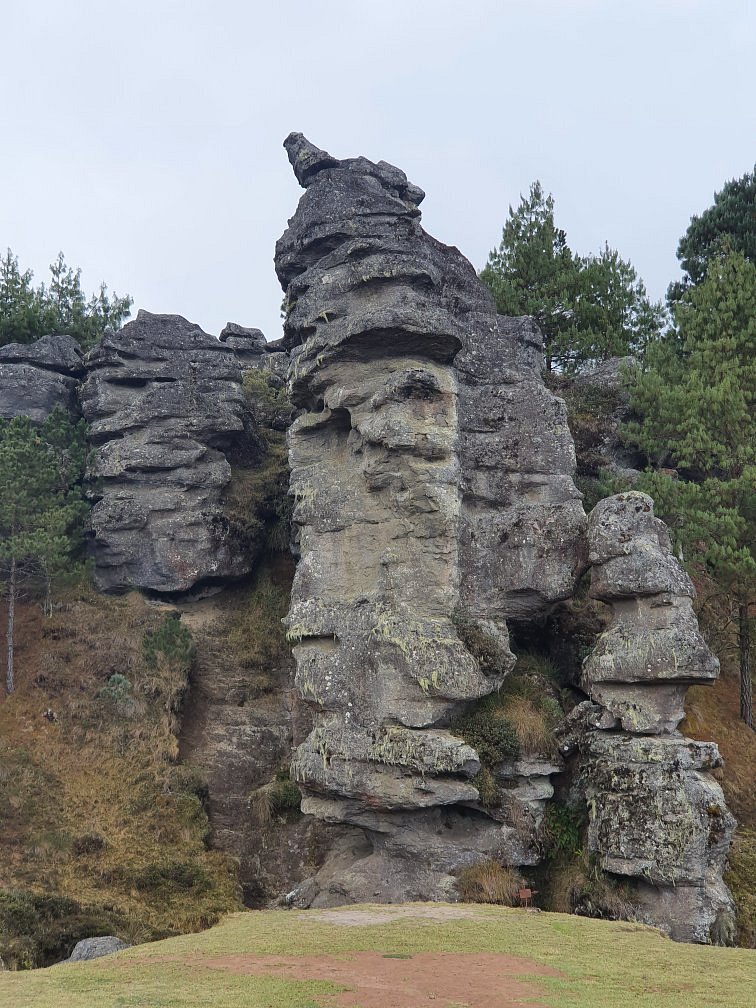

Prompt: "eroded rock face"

[578,492,735,942]
[582,493,719,732]
[456,314,586,625]
[0,333,84,422]
[275,134,584,903]
[81,311,260,593]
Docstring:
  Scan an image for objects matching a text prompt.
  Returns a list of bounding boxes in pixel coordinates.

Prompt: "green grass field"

[2,903,754,1008]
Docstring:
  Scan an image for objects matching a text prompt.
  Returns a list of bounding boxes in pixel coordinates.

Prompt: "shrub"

[249,769,301,825]
[726,828,756,948]
[543,854,638,922]
[540,802,585,862]
[97,673,131,704]
[143,614,194,743]
[131,860,211,894]
[455,861,525,906]
[268,769,301,815]
[452,696,520,766]
[471,767,501,808]
[0,889,124,969]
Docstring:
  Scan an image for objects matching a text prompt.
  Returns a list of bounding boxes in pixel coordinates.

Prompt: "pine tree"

[668,167,755,303]
[480,182,664,372]
[0,249,131,350]
[627,251,756,726]
[0,410,88,694]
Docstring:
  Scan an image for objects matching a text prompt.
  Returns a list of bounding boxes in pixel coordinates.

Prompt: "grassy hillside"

[0,587,240,968]
[2,903,754,1008]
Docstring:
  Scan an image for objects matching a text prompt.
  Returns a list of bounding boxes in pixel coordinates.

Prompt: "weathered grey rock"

[495,755,564,824]
[571,355,644,479]
[456,314,587,624]
[587,492,695,600]
[219,322,268,365]
[81,311,259,593]
[65,936,129,962]
[582,493,718,731]
[576,492,735,941]
[0,333,83,422]
[0,332,84,375]
[275,134,584,904]
[580,733,735,942]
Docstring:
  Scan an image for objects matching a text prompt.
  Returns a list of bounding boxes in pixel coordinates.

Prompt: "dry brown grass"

[0,585,240,966]
[499,695,557,756]
[543,855,637,922]
[455,861,525,906]
[248,788,273,825]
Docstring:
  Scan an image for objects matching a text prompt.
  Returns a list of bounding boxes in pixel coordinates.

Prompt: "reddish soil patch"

[193,950,561,1007]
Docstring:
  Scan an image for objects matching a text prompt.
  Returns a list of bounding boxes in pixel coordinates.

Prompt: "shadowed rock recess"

[274,134,734,942]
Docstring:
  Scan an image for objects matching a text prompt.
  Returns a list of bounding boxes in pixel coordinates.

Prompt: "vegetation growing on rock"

[0,250,131,350]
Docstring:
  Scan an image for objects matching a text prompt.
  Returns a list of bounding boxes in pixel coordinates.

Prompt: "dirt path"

[191,950,561,1007]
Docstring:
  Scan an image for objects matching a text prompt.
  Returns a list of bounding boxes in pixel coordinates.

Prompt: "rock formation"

[577,492,735,942]
[80,311,264,593]
[274,133,584,905]
[0,333,84,422]
[0,137,736,946]
[274,135,734,942]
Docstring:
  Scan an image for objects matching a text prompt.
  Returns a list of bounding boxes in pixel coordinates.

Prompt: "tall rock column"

[275,135,585,904]
[579,492,735,943]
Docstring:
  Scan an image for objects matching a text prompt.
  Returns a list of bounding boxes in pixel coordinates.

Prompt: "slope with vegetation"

[0,588,240,969]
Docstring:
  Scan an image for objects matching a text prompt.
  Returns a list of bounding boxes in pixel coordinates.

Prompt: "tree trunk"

[739,599,753,729]
[6,557,16,695]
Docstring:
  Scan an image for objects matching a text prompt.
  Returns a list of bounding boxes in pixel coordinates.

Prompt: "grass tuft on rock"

[455,861,525,906]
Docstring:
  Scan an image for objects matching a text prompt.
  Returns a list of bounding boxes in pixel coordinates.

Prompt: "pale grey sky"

[1,1,753,342]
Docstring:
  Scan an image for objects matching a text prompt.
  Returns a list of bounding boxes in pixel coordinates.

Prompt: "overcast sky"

[1,1,753,342]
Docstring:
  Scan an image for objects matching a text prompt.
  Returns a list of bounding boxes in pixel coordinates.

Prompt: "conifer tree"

[627,251,755,726]
[0,249,131,350]
[0,410,88,694]
[480,182,664,371]
[668,167,755,303]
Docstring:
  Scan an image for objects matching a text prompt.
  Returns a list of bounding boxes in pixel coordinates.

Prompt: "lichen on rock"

[577,492,735,942]
[275,135,584,905]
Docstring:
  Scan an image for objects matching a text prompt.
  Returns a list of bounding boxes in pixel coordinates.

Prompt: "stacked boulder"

[579,493,735,942]
[80,311,260,593]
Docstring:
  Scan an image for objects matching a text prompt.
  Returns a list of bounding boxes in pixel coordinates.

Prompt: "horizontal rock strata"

[579,493,735,942]
[80,311,260,593]
[275,134,584,904]
[0,333,84,422]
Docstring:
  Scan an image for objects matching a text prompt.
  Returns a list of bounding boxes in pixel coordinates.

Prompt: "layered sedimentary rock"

[456,315,586,624]
[81,311,260,593]
[579,493,735,942]
[582,492,719,733]
[0,333,84,422]
[274,134,584,904]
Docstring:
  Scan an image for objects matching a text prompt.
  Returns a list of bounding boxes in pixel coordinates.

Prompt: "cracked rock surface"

[275,134,584,905]
[80,311,260,593]
[579,492,735,941]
